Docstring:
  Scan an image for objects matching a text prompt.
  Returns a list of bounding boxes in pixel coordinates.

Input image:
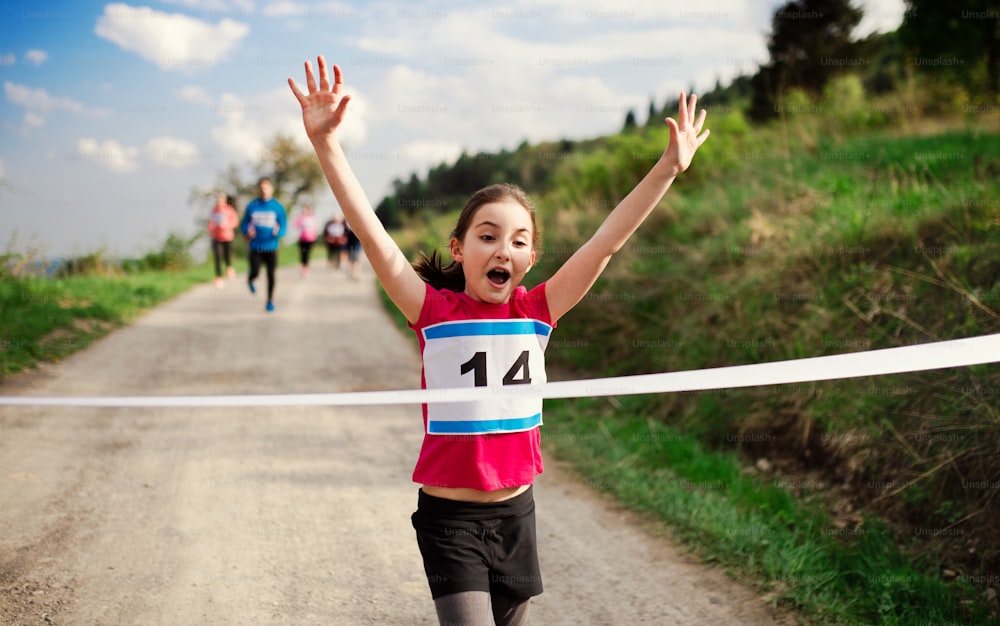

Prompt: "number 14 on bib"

[421,319,552,435]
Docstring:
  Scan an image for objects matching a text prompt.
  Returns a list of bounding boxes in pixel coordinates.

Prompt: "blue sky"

[1,0,905,259]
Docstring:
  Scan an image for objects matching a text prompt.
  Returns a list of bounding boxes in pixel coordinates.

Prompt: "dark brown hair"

[413,183,540,292]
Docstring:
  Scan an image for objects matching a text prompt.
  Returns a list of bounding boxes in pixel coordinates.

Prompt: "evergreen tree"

[899,0,999,95]
[749,0,864,121]
[622,109,638,132]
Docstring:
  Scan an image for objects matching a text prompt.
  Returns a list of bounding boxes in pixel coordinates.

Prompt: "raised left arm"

[545,92,709,323]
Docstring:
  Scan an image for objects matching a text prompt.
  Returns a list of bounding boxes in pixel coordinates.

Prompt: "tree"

[622,109,638,132]
[191,134,325,217]
[749,0,864,121]
[254,135,325,210]
[899,0,999,95]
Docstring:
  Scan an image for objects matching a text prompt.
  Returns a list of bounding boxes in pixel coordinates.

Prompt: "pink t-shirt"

[207,205,239,242]
[408,282,555,490]
[295,214,319,242]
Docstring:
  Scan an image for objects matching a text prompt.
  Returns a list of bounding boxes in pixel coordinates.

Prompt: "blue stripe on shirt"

[423,319,551,340]
[428,413,542,434]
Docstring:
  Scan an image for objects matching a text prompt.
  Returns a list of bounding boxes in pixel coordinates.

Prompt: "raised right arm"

[289,56,426,324]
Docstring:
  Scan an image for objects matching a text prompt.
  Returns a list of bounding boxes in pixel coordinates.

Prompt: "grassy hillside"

[386,80,1000,623]
[0,267,214,379]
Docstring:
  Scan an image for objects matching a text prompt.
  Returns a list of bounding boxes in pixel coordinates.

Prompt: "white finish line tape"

[1,334,998,408]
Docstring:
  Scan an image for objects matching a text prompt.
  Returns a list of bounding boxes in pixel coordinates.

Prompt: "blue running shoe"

[248,281,256,294]
[266,301,275,312]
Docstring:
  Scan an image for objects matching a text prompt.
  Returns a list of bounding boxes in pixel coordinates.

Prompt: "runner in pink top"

[207,192,239,287]
[291,57,709,625]
[294,204,320,277]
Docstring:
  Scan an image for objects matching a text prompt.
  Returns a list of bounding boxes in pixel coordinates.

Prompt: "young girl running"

[207,192,239,288]
[289,57,709,626]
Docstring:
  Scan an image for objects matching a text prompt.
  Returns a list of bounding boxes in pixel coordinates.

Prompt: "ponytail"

[413,249,465,292]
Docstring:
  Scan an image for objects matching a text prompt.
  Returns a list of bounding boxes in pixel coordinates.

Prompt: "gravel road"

[0,264,790,625]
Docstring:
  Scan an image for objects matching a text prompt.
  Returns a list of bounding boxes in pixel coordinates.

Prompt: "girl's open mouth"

[487,269,510,286]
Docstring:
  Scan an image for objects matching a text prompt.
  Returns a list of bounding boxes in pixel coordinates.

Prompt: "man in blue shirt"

[240,177,287,312]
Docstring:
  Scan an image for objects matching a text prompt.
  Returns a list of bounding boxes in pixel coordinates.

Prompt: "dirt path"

[1,264,791,625]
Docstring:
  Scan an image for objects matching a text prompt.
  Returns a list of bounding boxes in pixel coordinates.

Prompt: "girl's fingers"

[333,64,344,94]
[678,91,688,129]
[304,60,317,93]
[318,56,330,92]
[695,108,707,131]
[688,93,698,124]
[287,77,306,104]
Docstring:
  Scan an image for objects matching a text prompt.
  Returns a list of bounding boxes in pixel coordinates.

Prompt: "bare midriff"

[421,484,531,503]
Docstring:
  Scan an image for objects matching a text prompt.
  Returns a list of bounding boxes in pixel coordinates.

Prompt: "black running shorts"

[411,487,543,600]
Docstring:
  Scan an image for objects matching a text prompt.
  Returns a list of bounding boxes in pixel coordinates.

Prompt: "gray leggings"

[434,591,530,626]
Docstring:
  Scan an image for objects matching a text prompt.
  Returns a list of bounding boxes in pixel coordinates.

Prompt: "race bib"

[421,319,551,435]
[251,211,277,229]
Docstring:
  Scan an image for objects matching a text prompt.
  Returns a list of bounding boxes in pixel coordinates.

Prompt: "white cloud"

[855,0,907,37]
[25,50,48,66]
[400,140,465,168]
[5,81,110,131]
[0,53,15,66]
[209,86,367,163]
[0,158,5,179]
[147,136,200,168]
[78,138,140,173]
[176,84,215,106]
[160,0,256,12]
[261,1,308,17]
[94,3,250,70]
[5,82,86,114]
[24,112,45,128]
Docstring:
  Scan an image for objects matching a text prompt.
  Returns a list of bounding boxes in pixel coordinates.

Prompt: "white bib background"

[421,319,551,435]
[251,211,277,229]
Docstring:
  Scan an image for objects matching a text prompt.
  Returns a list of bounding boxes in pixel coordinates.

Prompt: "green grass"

[0,239,316,381]
[383,120,1000,624]
[542,395,995,624]
[0,265,216,380]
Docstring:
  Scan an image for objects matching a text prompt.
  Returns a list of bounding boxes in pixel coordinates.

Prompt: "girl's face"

[450,199,536,304]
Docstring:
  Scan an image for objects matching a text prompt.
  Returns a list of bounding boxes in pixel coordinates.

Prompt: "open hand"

[288,56,352,143]
[663,93,710,175]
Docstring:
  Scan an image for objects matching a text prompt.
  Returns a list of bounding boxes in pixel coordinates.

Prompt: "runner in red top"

[207,192,239,288]
[291,56,709,625]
